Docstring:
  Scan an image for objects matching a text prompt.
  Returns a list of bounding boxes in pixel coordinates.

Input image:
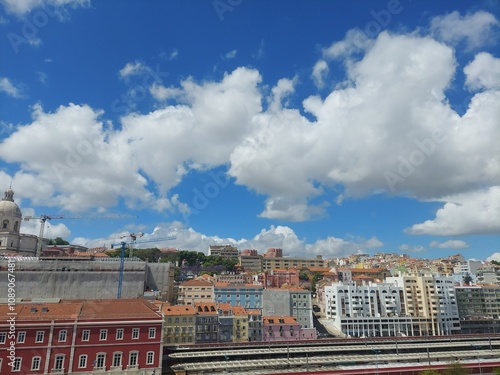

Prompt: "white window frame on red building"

[0,299,163,374]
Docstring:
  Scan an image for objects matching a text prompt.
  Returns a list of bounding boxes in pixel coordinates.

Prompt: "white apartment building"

[386,273,461,336]
[324,274,461,337]
[324,281,424,337]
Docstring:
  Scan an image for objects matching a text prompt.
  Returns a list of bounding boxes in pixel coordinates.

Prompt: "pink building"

[262,268,300,288]
[263,316,317,341]
[264,248,283,258]
[240,249,258,256]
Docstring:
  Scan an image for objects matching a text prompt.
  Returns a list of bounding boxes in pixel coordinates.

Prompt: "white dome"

[0,188,22,219]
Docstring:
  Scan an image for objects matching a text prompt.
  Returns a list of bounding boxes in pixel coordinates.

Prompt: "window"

[129,352,138,367]
[31,356,41,371]
[116,329,124,340]
[132,328,139,339]
[17,331,26,343]
[82,330,90,341]
[112,352,122,367]
[99,329,108,341]
[146,351,154,365]
[54,355,64,371]
[0,332,6,344]
[149,327,156,339]
[11,358,21,372]
[58,330,67,342]
[78,355,87,368]
[95,353,105,368]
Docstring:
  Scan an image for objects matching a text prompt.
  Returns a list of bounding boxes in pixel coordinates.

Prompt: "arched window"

[2,220,8,229]
[13,221,18,231]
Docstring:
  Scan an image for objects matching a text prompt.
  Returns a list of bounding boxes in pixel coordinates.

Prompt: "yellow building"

[232,305,249,342]
[161,304,196,345]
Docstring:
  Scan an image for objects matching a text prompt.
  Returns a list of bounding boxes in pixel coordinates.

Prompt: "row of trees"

[103,248,238,273]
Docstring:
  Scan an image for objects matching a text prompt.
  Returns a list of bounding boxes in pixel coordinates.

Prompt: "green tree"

[493,367,500,375]
[420,370,440,375]
[299,271,309,281]
[463,273,473,285]
[47,237,70,245]
[445,362,470,375]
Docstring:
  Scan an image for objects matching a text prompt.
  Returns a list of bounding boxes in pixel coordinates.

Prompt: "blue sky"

[0,0,499,261]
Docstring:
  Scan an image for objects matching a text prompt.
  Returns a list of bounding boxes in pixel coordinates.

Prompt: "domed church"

[0,187,38,256]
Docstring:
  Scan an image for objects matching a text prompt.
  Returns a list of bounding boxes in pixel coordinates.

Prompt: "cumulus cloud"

[464,52,500,91]
[149,83,182,101]
[430,11,499,50]
[323,29,371,60]
[1,25,499,233]
[0,77,23,98]
[487,253,500,262]
[0,68,262,212]
[72,222,383,258]
[0,0,89,17]
[429,240,469,249]
[405,187,500,236]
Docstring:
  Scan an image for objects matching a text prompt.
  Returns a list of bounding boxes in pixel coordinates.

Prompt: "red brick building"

[0,299,163,374]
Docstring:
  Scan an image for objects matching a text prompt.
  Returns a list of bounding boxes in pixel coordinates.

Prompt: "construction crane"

[111,233,177,299]
[23,214,137,257]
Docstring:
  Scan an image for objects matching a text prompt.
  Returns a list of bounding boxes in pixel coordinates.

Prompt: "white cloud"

[0,68,262,213]
[398,244,425,253]
[225,49,237,59]
[149,83,182,101]
[429,240,469,249]
[430,11,499,50]
[169,49,178,60]
[464,52,500,91]
[323,29,371,60]
[487,253,500,262]
[0,77,22,98]
[0,0,89,17]
[72,222,383,258]
[119,61,146,79]
[1,26,499,231]
[406,187,500,236]
[312,60,328,88]
[0,103,160,212]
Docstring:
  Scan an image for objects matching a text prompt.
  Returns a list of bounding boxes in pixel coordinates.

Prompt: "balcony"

[110,366,123,371]
[127,365,139,370]
[50,369,65,374]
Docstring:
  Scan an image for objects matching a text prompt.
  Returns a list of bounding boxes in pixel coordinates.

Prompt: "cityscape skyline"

[0,1,499,261]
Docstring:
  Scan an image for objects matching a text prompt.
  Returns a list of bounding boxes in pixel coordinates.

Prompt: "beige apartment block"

[177,279,214,305]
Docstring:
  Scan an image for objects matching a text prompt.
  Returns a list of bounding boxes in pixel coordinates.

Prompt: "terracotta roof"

[263,316,298,324]
[306,267,332,273]
[162,305,196,316]
[79,299,161,319]
[194,302,218,315]
[218,303,232,310]
[349,268,387,273]
[0,303,81,321]
[0,299,161,321]
[180,279,213,287]
[232,306,247,315]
